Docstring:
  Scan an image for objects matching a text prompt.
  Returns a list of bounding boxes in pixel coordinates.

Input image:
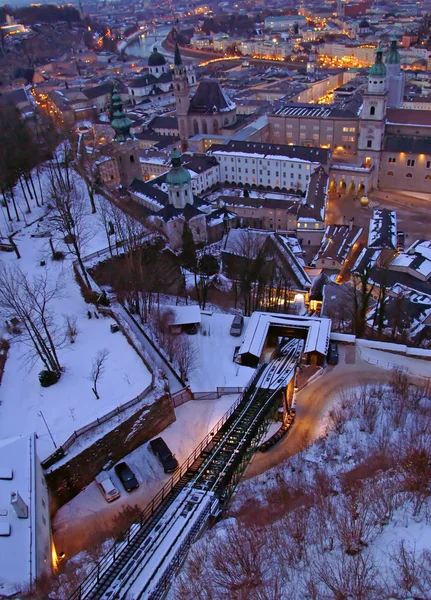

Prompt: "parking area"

[52,395,238,558]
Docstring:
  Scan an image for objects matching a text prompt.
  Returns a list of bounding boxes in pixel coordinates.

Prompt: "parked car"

[149,437,179,473]
[114,462,139,492]
[184,323,197,335]
[230,314,244,337]
[95,472,120,503]
[327,341,339,365]
[396,231,405,252]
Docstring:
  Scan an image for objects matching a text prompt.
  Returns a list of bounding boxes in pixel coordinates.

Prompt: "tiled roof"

[189,80,236,114]
[386,108,431,126]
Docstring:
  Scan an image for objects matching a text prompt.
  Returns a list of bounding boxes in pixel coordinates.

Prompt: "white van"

[95,472,120,503]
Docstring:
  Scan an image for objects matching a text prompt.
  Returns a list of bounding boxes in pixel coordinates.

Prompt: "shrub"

[39,369,60,387]
[0,337,10,352]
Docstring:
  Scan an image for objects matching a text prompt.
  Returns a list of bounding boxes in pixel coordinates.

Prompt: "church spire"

[174,42,182,67]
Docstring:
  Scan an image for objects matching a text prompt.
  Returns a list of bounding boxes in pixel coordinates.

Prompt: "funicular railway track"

[70,340,303,600]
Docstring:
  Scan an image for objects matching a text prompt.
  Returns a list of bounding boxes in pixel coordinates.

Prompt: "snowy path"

[115,305,184,394]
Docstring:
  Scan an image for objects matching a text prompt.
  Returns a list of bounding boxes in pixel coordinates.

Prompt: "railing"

[357,345,431,381]
[41,383,153,469]
[193,386,244,401]
[68,367,262,600]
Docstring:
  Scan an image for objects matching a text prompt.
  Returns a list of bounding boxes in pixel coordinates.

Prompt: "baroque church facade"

[173,43,237,144]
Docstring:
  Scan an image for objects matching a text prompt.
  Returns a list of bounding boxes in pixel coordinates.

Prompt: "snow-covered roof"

[0,434,40,596]
[390,239,431,281]
[171,305,202,326]
[368,209,397,250]
[238,312,331,361]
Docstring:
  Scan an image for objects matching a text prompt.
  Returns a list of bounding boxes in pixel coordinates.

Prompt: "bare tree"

[75,130,103,214]
[91,348,110,399]
[0,263,62,377]
[65,315,78,344]
[175,337,199,381]
[96,195,115,257]
[48,179,93,288]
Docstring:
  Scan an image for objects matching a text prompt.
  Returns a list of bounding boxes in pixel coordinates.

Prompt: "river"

[126,25,172,59]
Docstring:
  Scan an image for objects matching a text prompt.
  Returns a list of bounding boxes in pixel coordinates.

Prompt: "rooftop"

[210,140,329,165]
[0,434,40,596]
[189,80,236,115]
[368,209,397,250]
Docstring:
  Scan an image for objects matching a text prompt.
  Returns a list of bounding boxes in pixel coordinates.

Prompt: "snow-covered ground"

[172,375,431,599]
[184,312,255,392]
[0,169,152,461]
[52,395,238,558]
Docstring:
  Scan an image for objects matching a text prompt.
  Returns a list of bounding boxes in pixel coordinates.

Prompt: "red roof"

[386,108,431,127]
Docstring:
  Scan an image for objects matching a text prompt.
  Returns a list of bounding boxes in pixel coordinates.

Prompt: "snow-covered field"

[52,394,239,559]
[0,168,152,461]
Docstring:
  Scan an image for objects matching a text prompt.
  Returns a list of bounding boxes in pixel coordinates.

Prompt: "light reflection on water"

[126,26,172,58]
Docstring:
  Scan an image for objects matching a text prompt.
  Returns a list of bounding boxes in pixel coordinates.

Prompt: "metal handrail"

[68,367,263,600]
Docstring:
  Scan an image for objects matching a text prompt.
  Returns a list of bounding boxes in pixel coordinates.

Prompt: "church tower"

[173,43,191,146]
[385,38,405,108]
[166,147,193,209]
[110,86,133,142]
[358,47,387,189]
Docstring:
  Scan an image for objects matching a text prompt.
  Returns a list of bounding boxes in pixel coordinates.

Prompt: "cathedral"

[127,46,195,105]
[173,43,237,145]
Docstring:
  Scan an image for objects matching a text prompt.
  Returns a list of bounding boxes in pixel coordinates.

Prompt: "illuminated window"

[387,171,394,176]
[388,157,396,164]
[407,159,415,167]
[405,173,413,178]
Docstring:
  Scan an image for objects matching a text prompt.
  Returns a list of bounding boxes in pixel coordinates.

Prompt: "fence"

[192,386,244,401]
[42,382,154,470]
[171,388,192,408]
[356,345,431,381]
[67,367,262,600]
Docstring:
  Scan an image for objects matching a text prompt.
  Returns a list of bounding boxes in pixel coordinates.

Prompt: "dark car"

[184,323,197,335]
[230,314,244,337]
[327,341,339,365]
[114,462,139,492]
[149,437,179,473]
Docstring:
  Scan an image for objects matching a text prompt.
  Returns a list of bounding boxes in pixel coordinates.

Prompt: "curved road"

[245,346,389,478]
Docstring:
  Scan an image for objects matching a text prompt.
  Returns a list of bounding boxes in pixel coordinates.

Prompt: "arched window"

[130,155,134,163]
[202,120,208,134]
[177,84,180,91]
[176,191,180,197]
[213,119,219,135]
[425,175,431,180]
[193,119,199,135]
[405,173,413,178]
[131,89,135,96]
[185,189,188,196]
[370,106,375,116]
[156,67,159,73]
[224,117,229,126]
[387,171,394,176]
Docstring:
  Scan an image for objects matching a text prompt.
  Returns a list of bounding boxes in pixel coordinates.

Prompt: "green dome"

[369,49,386,77]
[385,38,400,64]
[148,46,166,67]
[166,147,191,186]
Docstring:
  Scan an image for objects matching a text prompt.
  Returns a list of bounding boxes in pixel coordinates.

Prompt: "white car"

[95,472,121,503]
